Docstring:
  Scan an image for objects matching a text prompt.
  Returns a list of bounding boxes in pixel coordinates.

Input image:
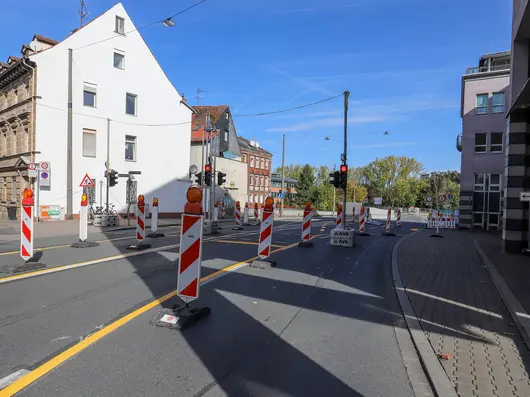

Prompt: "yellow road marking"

[0,229,180,257]
[0,235,320,396]
[410,228,419,231]
[212,239,284,248]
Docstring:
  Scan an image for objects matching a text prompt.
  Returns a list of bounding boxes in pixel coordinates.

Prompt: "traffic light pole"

[342,91,349,220]
[333,164,336,216]
[106,118,111,215]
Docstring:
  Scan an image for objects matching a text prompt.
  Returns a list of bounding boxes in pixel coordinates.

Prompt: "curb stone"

[474,239,530,351]
[392,229,458,397]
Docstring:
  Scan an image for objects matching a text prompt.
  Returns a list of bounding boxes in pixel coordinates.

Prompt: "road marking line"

[0,234,320,396]
[211,239,284,248]
[0,370,30,391]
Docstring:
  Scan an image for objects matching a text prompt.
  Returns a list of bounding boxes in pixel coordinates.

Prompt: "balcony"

[465,63,510,75]
[456,134,462,152]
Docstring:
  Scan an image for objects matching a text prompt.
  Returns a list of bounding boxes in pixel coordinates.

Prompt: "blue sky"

[1,0,512,172]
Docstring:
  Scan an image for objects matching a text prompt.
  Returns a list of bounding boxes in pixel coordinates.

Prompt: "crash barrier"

[93,214,120,227]
[426,212,457,229]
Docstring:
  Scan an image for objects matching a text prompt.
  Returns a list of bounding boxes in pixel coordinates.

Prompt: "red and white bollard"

[251,197,277,268]
[352,205,356,224]
[298,201,313,247]
[72,192,100,248]
[213,201,219,222]
[243,202,249,225]
[128,195,151,250]
[153,186,210,331]
[233,201,243,230]
[357,205,370,236]
[147,197,165,238]
[383,207,396,236]
[336,204,343,229]
[396,208,401,227]
[254,204,260,223]
[20,188,34,262]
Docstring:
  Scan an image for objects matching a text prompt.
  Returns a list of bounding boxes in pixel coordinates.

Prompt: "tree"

[295,164,317,206]
[422,171,460,210]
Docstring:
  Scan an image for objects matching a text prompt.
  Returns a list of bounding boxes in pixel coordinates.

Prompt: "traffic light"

[339,164,348,189]
[109,169,118,187]
[217,171,226,186]
[194,172,202,185]
[204,164,212,186]
[329,171,340,188]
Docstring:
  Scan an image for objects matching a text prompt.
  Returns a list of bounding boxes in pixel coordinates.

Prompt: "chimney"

[182,94,187,104]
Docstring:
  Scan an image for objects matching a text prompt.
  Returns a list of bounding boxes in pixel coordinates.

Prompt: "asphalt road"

[0,218,423,397]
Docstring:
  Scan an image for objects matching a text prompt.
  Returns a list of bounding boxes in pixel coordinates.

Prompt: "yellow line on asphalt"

[212,239,284,248]
[0,229,180,257]
[0,235,320,396]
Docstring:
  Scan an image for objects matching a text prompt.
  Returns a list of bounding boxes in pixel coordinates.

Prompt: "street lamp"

[162,17,175,27]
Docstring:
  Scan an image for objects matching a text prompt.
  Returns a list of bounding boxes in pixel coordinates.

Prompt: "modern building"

[503,0,530,252]
[270,173,297,205]
[189,105,248,206]
[0,3,194,220]
[457,51,510,230]
[237,136,272,206]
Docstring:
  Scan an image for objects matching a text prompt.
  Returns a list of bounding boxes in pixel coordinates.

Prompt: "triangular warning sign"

[79,173,95,187]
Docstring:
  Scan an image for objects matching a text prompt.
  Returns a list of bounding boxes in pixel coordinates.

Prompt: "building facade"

[458,51,510,230]
[503,0,530,252]
[0,4,193,220]
[270,173,297,205]
[189,105,248,206]
[237,137,272,206]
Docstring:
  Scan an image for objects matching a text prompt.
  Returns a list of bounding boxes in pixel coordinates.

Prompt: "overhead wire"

[73,0,208,51]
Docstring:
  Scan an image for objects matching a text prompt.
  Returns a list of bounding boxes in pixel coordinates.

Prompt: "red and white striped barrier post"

[336,204,343,229]
[72,193,100,248]
[383,207,396,236]
[213,201,219,222]
[153,186,210,331]
[396,208,401,227]
[20,188,34,262]
[147,197,165,238]
[254,204,260,223]
[243,202,250,225]
[298,201,313,247]
[233,201,243,230]
[357,205,370,236]
[352,205,356,225]
[251,196,277,268]
[128,194,151,250]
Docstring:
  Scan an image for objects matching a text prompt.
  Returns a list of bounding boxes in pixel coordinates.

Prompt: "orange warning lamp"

[152,197,159,207]
[22,188,34,206]
[81,193,88,207]
[185,186,203,215]
[337,204,343,211]
[138,195,145,206]
[214,201,219,207]
[264,196,274,211]
[305,201,311,209]
[236,201,241,209]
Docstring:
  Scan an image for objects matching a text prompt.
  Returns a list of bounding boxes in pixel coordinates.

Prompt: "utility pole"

[342,91,350,217]
[106,118,111,215]
[333,164,336,216]
[66,49,73,219]
[280,134,286,217]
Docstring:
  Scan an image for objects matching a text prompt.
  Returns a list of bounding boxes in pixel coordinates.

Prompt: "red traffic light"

[340,164,347,173]
[205,164,211,172]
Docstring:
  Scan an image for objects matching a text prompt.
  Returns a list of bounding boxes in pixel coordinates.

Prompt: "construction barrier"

[127,195,151,250]
[383,207,396,236]
[396,208,401,227]
[233,201,243,230]
[213,201,219,222]
[250,197,276,268]
[147,197,165,238]
[153,185,210,331]
[243,202,249,225]
[298,201,313,247]
[72,193,99,248]
[357,205,370,236]
[20,188,34,261]
[336,204,343,229]
[426,211,457,229]
[254,204,260,223]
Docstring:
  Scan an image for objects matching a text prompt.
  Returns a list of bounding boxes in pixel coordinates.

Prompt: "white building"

[26,3,193,218]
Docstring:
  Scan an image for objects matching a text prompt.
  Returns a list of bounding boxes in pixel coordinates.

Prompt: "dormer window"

[115,16,125,34]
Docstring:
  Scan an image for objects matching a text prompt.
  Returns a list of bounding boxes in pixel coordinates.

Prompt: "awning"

[509,76,530,114]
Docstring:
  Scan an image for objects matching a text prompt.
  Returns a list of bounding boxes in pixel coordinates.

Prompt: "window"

[476,94,488,114]
[11,176,17,201]
[474,133,487,153]
[250,156,254,167]
[126,93,137,115]
[265,177,269,187]
[242,154,247,163]
[113,52,125,69]
[260,175,264,186]
[82,129,97,157]
[492,92,505,113]
[490,133,503,152]
[115,16,125,34]
[225,112,229,120]
[265,159,269,170]
[261,158,265,169]
[250,174,254,186]
[125,135,136,161]
[83,83,97,107]
[255,156,260,168]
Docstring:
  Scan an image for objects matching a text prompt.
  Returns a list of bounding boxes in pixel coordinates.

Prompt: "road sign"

[126,179,138,204]
[40,161,49,171]
[426,196,433,203]
[39,162,51,187]
[28,163,38,178]
[229,181,236,189]
[520,192,530,202]
[79,173,95,188]
[439,195,446,202]
[374,197,382,205]
[279,193,285,199]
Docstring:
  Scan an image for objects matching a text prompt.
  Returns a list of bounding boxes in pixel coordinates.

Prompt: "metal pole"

[35,169,40,222]
[342,91,349,217]
[280,134,286,217]
[210,134,215,222]
[106,118,110,215]
[66,48,73,219]
[333,164,336,216]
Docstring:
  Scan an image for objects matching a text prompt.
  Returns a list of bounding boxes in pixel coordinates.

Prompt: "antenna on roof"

[195,88,207,107]
[79,0,89,28]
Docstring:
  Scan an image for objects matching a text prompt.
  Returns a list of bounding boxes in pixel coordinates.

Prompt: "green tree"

[295,164,317,206]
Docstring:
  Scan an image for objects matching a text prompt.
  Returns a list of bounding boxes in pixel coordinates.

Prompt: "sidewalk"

[397,229,530,397]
